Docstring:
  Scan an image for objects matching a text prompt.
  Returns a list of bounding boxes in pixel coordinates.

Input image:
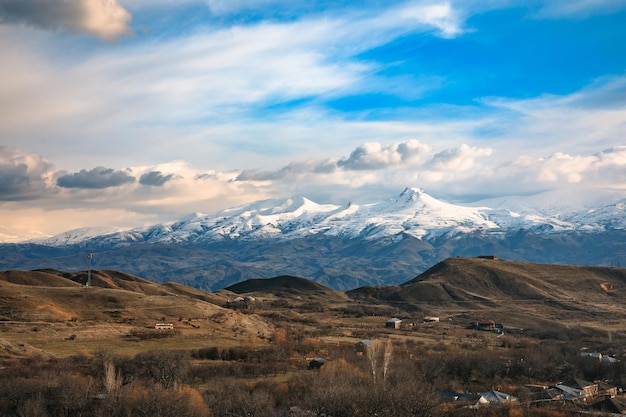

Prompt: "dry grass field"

[0,269,273,359]
[4,257,626,360]
[4,258,626,416]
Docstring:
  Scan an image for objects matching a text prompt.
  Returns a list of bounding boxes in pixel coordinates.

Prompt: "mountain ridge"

[1,187,625,291]
[27,187,626,247]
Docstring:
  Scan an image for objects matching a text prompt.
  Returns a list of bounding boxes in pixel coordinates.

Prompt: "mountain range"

[1,187,625,290]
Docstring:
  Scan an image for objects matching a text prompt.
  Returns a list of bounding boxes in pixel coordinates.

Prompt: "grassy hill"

[347,257,626,335]
[5,257,626,359]
[0,269,273,359]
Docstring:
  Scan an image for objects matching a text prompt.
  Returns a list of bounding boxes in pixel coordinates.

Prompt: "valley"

[3,258,626,415]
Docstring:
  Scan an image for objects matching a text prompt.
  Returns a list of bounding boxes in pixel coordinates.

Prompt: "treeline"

[1,331,625,416]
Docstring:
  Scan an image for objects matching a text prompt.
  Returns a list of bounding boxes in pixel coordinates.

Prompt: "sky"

[1,0,626,242]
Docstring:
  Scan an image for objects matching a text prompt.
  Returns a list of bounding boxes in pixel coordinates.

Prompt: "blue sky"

[1,0,626,241]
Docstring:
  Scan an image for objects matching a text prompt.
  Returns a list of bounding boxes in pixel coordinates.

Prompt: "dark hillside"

[226,275,335,295]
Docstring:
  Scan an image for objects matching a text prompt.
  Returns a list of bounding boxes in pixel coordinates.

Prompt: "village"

[303,314,626,415]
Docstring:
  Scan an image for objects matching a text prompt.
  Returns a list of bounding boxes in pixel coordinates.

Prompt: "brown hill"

[406,256,626,300]
[0,269,81,288]
[0,269,273,359]
[226,275,340,296]
[347,257,626,332]
[0,269,213,322]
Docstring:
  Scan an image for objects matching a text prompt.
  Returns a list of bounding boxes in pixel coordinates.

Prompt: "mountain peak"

[27,187,626,249]
[397,187,427,203]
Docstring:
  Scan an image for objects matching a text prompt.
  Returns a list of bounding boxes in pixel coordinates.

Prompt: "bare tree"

[134,350,190,390]
[367,339,381,382]
[16,394,48,417]
[103,360,122,396]
[382,339,393,384]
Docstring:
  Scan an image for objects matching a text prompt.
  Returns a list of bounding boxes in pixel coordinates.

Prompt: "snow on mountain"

[565,201,626,231]
[33,187,626,247]
[36,226,131,246]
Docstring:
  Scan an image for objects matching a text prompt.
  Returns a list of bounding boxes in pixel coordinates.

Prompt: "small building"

[581,351,620,363]
[581,351,603,360]
[551,378,598,401]
[308,358,328,370]
[590,397,626,413]
[355,339,371,355]
[597,381,619,398]
[386,318,402,329]
[439,392,482,405]
[440,390,517,408]
[477,255,498,260]
[476,390,518,406]
[560,378,598,397]
[476,320,496,331]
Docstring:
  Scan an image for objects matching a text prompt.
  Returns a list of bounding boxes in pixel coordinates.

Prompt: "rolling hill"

[347,257,626,333]
[5,257,626,359]
[0,269,273,359]
[225,275,347,301]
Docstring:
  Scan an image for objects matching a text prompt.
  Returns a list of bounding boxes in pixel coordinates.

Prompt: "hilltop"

[347,257,626,335]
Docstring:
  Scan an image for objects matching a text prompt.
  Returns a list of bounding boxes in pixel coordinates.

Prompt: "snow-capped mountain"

[4,187,626,291]
[33,187,625,248]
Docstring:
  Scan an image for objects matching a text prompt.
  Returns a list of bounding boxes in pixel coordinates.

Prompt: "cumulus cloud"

[494,147,626,194]
[548,147,626,182]
[0,146,55,201]
[0,0,133,41]
[236,140,431,181]
[338,140,432,170]
[139,171,176,187]
[426,144,493,171]
[57,167,136,189]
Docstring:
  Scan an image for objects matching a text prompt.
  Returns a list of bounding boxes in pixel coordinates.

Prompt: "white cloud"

[481,75,626,156]
[426,144,492,171]
[0,3,468,171]
[338,140,432,170]
[2,141,626,242]
[0,1,625,241]
[392,2,463,38]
